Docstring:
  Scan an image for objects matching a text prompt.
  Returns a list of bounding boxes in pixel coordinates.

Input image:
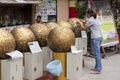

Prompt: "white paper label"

[81,30,87,38]
[28,41,42,54]
[6,50,23,59]
[9,26,16,32]
[23,24,30,27]
[71,45,82,54]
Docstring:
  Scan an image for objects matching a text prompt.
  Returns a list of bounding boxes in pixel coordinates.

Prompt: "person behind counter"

[36,15,41,23]
[78,9,102,74]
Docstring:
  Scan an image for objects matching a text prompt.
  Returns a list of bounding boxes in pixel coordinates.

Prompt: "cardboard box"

[24,52,43,80]
[67,52,83,80]
[0,58,23,80]
[42,47,53,71]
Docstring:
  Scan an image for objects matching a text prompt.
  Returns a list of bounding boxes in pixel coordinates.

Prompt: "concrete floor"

[81,53,120,80]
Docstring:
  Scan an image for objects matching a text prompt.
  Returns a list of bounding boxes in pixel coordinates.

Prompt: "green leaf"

[75,1,87,19]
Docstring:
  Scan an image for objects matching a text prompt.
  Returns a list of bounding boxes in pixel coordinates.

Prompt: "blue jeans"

[91,37,102,71]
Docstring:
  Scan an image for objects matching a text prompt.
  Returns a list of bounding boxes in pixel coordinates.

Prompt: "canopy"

[0,0,40,4]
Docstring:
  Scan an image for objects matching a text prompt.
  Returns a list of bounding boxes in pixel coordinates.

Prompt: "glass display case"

[0,4,33,27]
[0,0,40,28]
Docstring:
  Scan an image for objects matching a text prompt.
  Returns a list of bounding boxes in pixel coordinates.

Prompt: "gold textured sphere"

[46,22,60,31]
[29,23,49,47]
[47,27,75,52]
[0,29,16,54]
[58,21,72,30]
[68,18,82,37]
[11,26,36,52]
[68,18,80,26]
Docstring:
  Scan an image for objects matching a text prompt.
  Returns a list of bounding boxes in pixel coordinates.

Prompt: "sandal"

[90,69,101,74]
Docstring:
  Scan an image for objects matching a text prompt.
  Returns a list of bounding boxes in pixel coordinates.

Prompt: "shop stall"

[0,0,40,28]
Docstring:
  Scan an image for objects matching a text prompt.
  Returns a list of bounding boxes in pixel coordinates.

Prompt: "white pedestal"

[67,52,83,80]
[42,47,53,71]
[24,52,43,80]
[0,58,23,80]
[75,37,87,55]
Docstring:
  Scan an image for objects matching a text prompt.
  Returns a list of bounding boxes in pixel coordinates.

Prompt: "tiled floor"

[81,53,120,80]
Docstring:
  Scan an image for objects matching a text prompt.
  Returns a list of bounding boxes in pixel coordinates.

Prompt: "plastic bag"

[46,59,62,76]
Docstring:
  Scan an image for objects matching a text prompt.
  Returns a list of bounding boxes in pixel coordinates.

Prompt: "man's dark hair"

[37,15,41,19]
[86,8,96,19]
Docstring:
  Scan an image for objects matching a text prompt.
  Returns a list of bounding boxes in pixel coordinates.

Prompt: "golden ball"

[11,26,36,52]
[0,29,16,54]
[46,22,60,31]
[58,21,72,30]
[29,23,49,47]
[68,18,82,37]
[47,27,75,52]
